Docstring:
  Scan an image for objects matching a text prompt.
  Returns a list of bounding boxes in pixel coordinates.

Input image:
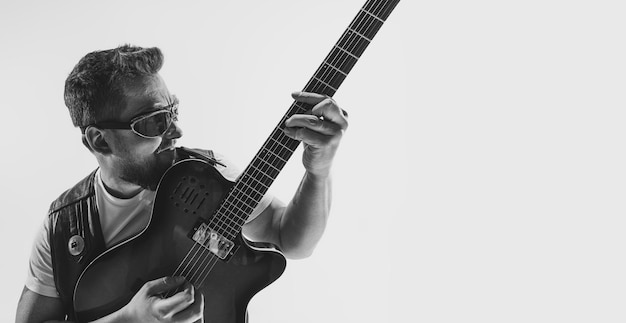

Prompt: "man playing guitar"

[16,44,348,322]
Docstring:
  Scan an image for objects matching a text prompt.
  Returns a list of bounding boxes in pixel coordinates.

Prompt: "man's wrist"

[304,170,331,184]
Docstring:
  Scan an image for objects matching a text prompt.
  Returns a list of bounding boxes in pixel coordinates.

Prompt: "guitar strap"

[48,147,219,320]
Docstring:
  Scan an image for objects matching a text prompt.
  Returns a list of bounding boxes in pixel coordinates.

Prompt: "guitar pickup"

[190,222,234,259]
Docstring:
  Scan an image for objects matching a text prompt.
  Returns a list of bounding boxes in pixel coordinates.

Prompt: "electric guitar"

[73,1,400,321]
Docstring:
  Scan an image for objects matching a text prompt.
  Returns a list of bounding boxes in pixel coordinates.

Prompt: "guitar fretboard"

[210,0,400,240]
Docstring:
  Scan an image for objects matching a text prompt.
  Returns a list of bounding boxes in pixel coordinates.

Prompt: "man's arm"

[16,287,68,323]
[16,278,203,323]
[243,92,347,259]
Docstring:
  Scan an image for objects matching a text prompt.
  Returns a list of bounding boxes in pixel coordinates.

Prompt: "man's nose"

[164,121,183,139]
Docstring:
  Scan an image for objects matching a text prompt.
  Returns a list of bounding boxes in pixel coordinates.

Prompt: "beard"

[117,149,176,191]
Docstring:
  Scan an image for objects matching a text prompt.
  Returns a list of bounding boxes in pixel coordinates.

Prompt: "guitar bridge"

[190,222,234,259]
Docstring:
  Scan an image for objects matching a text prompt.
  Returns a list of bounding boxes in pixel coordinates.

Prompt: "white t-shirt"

[25,153,273,297]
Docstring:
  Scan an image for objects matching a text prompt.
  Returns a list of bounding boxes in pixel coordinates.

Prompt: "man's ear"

[83,126,112,155]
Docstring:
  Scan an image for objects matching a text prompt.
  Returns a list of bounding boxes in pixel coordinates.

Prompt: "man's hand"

[117,276,204,323]
[244,91,347,258]
[284,91,349,177]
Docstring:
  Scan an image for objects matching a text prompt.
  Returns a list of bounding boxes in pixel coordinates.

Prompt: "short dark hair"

[64,44,164,127]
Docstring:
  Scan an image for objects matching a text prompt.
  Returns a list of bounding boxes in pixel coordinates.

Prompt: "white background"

[1,0,625,322]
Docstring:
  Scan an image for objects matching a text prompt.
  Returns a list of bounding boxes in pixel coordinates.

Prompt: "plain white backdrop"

[1,0,625,322]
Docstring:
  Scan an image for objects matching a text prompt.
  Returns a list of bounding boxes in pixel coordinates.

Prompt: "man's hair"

[64,44,164,127]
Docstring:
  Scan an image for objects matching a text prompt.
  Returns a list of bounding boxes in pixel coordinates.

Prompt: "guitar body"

[73,159,286,322]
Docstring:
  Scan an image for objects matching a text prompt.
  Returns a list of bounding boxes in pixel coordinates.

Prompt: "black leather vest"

[48,147,218,320]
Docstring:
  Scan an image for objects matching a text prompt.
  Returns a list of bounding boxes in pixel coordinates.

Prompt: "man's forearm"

[279,172,332,259]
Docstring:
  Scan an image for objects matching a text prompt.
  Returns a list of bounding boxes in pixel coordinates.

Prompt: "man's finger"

[291,91,329,105]
[310,98,349,130]
[154,282,196,317]
[291,92,348,128]
[172,286,205,322]
[284,127,338,147]
[284,115,342,136]
[144,276,186,296]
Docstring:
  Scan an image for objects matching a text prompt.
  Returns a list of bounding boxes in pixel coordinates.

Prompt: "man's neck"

[99,169,143,199]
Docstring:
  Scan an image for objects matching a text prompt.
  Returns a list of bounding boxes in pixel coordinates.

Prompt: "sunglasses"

[84,101,179,138]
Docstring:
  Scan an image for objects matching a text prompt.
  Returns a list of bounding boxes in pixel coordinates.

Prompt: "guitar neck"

[213,0,400,239]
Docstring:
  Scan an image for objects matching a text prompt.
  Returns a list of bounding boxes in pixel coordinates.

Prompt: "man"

[16,44,348,322]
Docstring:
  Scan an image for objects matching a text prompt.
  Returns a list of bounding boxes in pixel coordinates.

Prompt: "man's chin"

[149,160,176,191]
[120,153,177,192]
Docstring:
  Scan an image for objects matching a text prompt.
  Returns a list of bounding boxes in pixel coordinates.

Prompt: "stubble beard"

[118,151,175,191]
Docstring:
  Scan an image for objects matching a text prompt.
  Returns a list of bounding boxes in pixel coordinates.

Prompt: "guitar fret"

[333,44,359,60]
[239,173,271,196]
[245,165,275,188]
[213,191,261,229]
[211,211,240,234]
[257,149,285,168]
[268,137,294,157]
[241,166,274,190]
[360,8,385,23]
[264,138,293,161]
[222,196,255,219]
[262,147,288,164]
[233,183,262,205]
[238,176,270,200]
[224,188,258,214]
[348,26,373,42]
[352,10,384,41]
[323,62,348,77]
[293,102,310,113]
[325,48,359,75]
[312,76,338,92]
[212,215,243,238]
[223,201,253,222]
[365,0,399,21]
[250,163,279,182]
[254,153,286,175]
[252,157,281,175]
[305,82,336,98]
[276,115,290,132]
[237,176,267,198]
[237,184,266,206]
[315,64,348,90]
[338,30,370,58]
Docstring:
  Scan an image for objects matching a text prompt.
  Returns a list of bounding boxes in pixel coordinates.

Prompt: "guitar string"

[179,242,211,285]
[184,0,392,287]
[205,0,392,236]
[167,84,309,288]
[190,0,392,289]
[177,113,314,285]
[200,0,384,235]
[177,0,391,288]
[172,220,222,287]
[204,0,387,235]
[165,200,225,296]
[169,0,393,292]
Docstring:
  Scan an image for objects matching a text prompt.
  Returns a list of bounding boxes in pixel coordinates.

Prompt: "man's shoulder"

[48,169,98,215]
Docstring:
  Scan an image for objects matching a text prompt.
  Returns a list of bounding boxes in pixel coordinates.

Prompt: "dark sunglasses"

[83,102,178,138]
